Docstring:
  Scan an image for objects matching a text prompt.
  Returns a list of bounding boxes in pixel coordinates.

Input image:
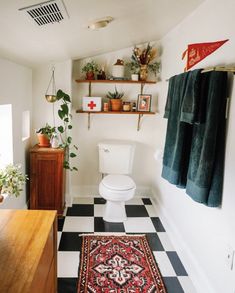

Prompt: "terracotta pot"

[110,99,122,111]
[86,71,95,80]
[37,134,50,147]
[139,65,148,81]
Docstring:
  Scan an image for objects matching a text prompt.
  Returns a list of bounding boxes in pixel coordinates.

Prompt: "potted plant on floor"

[81,60,100,80]
[36,123,55,147]
[106,86,124,111]
[0,164,28,203]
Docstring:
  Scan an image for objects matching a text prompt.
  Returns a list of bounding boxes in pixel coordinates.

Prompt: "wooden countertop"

[0,209,57,292]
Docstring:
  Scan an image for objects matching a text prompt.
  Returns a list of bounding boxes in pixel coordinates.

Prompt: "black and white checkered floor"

[57,197,196,293]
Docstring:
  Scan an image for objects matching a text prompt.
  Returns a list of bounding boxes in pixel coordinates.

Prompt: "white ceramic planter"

[131,74,139,81]
[112,65,124,79]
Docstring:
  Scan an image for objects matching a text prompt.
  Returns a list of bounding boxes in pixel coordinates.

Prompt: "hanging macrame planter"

[45,67,57,103]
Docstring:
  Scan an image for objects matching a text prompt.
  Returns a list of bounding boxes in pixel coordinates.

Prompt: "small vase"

[86,72,95,80]
[110,99,122,111]
[139,65,148,81]
[50,133,59,149]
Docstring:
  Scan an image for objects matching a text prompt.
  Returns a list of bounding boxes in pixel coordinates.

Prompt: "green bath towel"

[162,72,192,187]
[185,71,227,206]
[162,70,227,207]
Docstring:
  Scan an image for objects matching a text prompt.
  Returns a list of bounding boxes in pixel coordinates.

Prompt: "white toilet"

[98,140,136,222]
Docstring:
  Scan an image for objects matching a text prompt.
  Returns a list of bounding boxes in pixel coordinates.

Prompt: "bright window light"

[22,110,30,141]
[0,104,13,168]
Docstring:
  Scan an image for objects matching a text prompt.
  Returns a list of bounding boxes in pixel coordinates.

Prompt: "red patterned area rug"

[77,235,167,293]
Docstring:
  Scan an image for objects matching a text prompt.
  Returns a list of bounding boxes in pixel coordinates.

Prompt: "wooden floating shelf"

[76,110,156,114]
[75,79,156,84]
[76,110,156,131]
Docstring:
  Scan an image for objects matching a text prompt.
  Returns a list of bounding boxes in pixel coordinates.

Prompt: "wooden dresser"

[30,145,65,215]
[0,209,57,293]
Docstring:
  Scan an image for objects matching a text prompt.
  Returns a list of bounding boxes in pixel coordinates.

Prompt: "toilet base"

[103,200,127,223]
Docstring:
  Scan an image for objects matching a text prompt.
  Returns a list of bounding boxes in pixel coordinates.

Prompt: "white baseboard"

[71,185,152,198]
[151,189,215,293]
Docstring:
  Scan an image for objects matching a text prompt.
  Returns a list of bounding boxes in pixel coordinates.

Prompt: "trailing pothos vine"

[56,89,78,171]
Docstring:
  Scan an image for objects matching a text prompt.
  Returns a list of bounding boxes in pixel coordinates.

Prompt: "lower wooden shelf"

[76,110,156,131]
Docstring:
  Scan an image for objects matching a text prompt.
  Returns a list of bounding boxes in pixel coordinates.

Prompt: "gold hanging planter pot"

[45,67,57,103]
[45,94,57,103]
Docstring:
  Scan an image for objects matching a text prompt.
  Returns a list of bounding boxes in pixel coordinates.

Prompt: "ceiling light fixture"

[88,16,113,30]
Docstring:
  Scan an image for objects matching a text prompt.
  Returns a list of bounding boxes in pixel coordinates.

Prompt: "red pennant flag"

[182,39,229,71]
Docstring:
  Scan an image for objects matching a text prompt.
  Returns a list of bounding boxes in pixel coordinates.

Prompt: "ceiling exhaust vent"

[19,0,69,26]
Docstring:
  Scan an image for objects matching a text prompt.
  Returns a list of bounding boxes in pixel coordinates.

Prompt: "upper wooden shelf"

[75,79,156,84]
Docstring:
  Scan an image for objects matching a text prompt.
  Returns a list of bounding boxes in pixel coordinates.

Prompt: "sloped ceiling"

[0,0,204,67]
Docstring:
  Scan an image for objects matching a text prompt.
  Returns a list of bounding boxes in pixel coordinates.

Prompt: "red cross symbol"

[88,101,96,110]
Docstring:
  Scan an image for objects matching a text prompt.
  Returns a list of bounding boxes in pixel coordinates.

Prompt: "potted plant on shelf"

[106,86,124,111]
[0,164,28,203]
[36,123,55,147]
[125,61,140,81]
[81,60,100,80]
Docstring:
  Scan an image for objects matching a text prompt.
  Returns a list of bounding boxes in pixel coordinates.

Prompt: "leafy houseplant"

[106,87,124,111]
[56,89,78,171]
[126,61,140,74]
[0,164,28,202]
[81,60,100,80]
[36,123,55,147]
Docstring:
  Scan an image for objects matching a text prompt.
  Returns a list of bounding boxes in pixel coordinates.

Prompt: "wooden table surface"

[0,209,57,293]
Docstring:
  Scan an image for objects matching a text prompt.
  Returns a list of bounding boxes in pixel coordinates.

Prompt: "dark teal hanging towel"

[162,70,227,207]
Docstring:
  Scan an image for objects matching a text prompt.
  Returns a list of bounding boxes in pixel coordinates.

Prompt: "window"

[22,110,30,141]
[0,104,13,168]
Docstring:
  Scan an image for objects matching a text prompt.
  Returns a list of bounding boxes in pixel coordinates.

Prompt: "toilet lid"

[102,175,136,191]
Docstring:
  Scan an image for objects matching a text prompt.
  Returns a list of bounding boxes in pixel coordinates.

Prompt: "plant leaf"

[58,109,64,119]
[67,136,72,144]
[68,125,72,129]
[61,104,69,115]
[63,94,71,102]
[70,152,76,158]
[73,167,78,171]
[58,126,64,133]
[56,89,64,100]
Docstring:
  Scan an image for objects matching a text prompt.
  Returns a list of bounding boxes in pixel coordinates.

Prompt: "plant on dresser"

[38,89,78,171]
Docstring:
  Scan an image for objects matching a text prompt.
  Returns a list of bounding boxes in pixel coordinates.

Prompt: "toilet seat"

[102,174,136,191]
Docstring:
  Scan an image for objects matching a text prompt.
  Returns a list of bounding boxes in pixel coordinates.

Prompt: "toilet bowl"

[98,140,136,223]
[99,174,136,222]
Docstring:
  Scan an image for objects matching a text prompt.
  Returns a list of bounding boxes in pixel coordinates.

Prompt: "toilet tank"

[98,140,135,175]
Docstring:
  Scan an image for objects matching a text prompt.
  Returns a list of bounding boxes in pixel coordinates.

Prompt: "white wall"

[0,58,32,209]
[72,46,161,196]
[152,0,235,292]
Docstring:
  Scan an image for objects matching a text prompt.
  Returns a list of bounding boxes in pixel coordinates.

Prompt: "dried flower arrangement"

[127,43,160,80]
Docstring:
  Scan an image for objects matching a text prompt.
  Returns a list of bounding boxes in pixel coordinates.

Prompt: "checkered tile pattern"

[57,197,196,293]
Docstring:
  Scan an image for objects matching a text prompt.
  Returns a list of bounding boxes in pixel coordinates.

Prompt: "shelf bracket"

[137,114,144,131]
[140,83,145,95]
[88,113,91,129]
[88,82,92,97]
